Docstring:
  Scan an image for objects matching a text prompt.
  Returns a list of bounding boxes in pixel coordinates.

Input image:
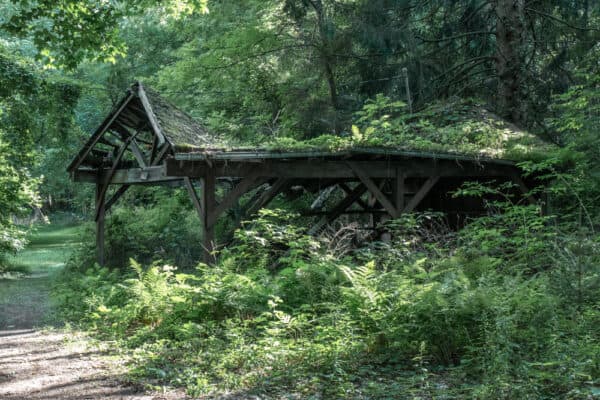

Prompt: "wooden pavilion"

[68,82,539,265]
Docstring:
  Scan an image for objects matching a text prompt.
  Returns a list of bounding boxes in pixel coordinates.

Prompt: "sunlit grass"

[4,221,83,276]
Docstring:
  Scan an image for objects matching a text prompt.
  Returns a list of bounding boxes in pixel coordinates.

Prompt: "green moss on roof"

[262,98,555,162]
[140,85,553,163]
[140,84,228,148]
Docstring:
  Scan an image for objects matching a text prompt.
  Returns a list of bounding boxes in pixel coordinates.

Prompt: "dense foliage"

[56,201,600,398]
[1,0,599,398]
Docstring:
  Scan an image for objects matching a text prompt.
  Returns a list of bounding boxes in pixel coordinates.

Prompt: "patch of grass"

[4,221,83,277]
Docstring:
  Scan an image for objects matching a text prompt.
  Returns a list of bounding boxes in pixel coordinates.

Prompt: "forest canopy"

[1,0,599,399]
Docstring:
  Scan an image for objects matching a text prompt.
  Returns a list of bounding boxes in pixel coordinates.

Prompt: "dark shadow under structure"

[68,82,540,265]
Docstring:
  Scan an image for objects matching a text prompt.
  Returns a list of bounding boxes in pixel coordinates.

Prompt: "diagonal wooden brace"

[402,176,439,213]
[308,183,367,235]
[348,162,399,217]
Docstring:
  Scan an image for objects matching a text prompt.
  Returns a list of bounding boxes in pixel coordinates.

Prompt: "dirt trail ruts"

[0,223,188,400]
[0,329,187,399]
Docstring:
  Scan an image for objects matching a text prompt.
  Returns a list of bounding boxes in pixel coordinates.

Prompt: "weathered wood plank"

[137,84,167,147]
[166,159,517,180]
[73,166,179,185]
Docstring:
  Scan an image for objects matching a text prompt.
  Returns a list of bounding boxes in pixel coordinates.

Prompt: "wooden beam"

[402,176,439,213]
[349,163,398,218]
[244,178,290,218]
[340,183,369,209]
[105,185,130,213]
[166,159,517,180]
[201,172,216,264]
[208,170,265,227]
[95,136,136,221]
[394,168,405,212]
[129,139,148,168]
[110,122,130,141]
[511,173,537,205]
[185,177,204,224]
[68,93,134,172]
[149,135,158,164]
[152,143,172,166]
[73,166,179,185]
[95,183,106,267]
[308,183,368,235]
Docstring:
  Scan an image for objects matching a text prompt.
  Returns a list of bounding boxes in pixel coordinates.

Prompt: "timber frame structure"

[69,82,540,265]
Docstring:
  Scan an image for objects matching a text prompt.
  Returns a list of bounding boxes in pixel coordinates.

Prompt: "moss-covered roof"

[138,83,224,148]
[73,83,553,169]
[170,96,553,163]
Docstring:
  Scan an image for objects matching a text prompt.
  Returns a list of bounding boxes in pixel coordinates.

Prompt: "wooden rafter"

[138,84,167,147]
[68,92,134,172]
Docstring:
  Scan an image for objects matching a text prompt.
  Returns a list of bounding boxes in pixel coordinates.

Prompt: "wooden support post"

[511,173,537,205]
[201,172,216,264]
[95,183,106,266]
[95,134,137,221]
[184,177,214,263]
[394,168,405,213]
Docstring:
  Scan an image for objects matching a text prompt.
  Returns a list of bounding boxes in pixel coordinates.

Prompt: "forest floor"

[0,222,188,400]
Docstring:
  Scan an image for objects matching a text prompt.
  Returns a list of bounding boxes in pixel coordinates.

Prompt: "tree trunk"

[495,0,525,124]
[311,0,340,133]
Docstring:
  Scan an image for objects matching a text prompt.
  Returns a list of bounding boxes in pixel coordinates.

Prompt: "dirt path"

[0,223,187,400]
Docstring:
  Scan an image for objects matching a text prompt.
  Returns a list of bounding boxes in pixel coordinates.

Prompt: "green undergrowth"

[55,197,600,399]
